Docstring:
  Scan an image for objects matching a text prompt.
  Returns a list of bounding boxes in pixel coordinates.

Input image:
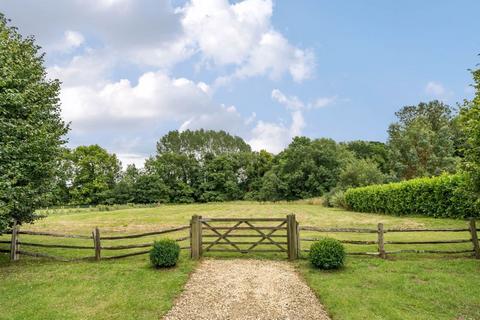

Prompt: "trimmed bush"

[149,239,180,268]
[309,238,345,270]
[345,174,478,218]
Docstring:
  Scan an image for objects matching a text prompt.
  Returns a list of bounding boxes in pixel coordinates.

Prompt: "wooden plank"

[244,221,287,252]
[0,240,10,244]
[206,249,286,253]
[102,243,152,250]
[18,230,92,239]
[17,250,93,261]
[18,242,94,249]
[202,234,286,238]
[384,239,472,245]
[0,249,10,253]
[203,221,243,252]
[385,249,473,254]
[377,223,386,259]
[300,226,377,233]
[200,218,287,222]
[100,225,190,240]
[469,219,480,259]
[202,241,288,245]
[301,249,379,256]
[102,250,151,260]
[202,226,287,230]
[300,238,378,245]
[385,228,469,232]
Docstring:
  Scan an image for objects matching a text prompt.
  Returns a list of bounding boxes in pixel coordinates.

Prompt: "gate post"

[190,215,202,259]
[287,214,298,260]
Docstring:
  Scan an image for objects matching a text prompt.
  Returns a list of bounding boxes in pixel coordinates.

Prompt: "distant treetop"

[156,129,251,159]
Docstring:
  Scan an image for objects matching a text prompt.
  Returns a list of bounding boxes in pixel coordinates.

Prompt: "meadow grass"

[0,202,479,319]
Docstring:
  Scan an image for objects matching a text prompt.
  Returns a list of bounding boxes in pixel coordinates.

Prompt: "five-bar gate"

[190,214,299,260]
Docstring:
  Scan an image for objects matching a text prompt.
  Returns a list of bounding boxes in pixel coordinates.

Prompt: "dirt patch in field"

[163,259,330,320]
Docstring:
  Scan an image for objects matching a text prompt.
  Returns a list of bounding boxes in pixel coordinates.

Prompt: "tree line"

[45,98,467,207]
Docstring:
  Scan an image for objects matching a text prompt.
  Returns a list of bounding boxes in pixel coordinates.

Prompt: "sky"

[1,0,479,167]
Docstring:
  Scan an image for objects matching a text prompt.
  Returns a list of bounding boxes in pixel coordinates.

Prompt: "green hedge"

[344,174,478,218]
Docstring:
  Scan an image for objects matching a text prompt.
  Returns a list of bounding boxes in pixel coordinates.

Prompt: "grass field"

[1,202,479,320]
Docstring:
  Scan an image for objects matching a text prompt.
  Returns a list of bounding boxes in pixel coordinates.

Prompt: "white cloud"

[425,81,446,97]
[49,30,85,52]
[312,96,337,108]
[248,110,305,153]
[271,89,304,110]
[117,153,147,169]
[180,0,314,83]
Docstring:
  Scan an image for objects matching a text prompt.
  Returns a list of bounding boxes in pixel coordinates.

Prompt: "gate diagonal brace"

[244,221,287,252]
[202,221,244,252]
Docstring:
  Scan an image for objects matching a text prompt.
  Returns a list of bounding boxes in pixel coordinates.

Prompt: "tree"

[199,153,243,202]
[145,153,200,203]
[264,137,353,200]
[243,150,274,200]
[156,129,251,160]
[68,145,121,205]
[459,65,480,194]
[338,158,387,189]
[344,140,389,173]
[388,101,457,180]
[0,15,68,230]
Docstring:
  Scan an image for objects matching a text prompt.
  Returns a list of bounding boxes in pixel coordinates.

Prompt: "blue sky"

[1,0,479,166]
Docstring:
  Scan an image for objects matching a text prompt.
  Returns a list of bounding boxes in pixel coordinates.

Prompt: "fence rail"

[1,216,479,262]
[3,223,191,262]
[299,219,480,259]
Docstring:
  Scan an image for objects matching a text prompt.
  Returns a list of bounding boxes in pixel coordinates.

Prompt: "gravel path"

[163,259,330,320]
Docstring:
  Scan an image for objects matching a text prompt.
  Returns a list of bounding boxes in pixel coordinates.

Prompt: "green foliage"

[323,188,348,209]
[344,140,389,173]
[459,66,480,196]
[261,137,353,201]
[67,145,121,205]
[309,238,345,270]
[345,174,478,218]
[388,100,457,179]
[156,129,251,160]
[338,158,387,189]
[149,239,180,268]
[0,14,68,230]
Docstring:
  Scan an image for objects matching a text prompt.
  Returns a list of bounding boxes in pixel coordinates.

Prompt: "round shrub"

[309,238,345,270]
[150,239,180,268]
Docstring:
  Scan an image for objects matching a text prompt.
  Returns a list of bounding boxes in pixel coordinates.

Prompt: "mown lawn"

[0,202,479,320]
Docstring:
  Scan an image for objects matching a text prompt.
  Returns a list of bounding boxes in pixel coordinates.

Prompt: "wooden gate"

[190,214,299,260]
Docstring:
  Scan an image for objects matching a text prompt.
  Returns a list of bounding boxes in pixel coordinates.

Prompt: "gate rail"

[190,215,299,260]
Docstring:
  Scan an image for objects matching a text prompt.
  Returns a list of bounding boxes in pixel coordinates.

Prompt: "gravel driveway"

[163,259,330,320]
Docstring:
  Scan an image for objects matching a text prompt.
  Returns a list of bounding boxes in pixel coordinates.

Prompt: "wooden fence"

[190,215,298,260]
[1,217,479,262]
[2,223,190,262]
[300,219,480,259]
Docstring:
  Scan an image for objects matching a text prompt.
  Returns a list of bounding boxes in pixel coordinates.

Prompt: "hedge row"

[344,174,478,218]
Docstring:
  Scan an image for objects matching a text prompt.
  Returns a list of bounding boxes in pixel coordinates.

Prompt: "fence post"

[190,215,202,259]
[469,219,480,259]
[287,214,298,260]
[377,223,386,259]
[93,227,101,261]
[10,221,19,262]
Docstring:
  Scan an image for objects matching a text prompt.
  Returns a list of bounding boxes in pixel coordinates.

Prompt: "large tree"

[459,66,480,194]
[0,15,68,230]
[156,129,251,160]
[388,100,457,180]
[262,137,353,200]
[67,145,121,205]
